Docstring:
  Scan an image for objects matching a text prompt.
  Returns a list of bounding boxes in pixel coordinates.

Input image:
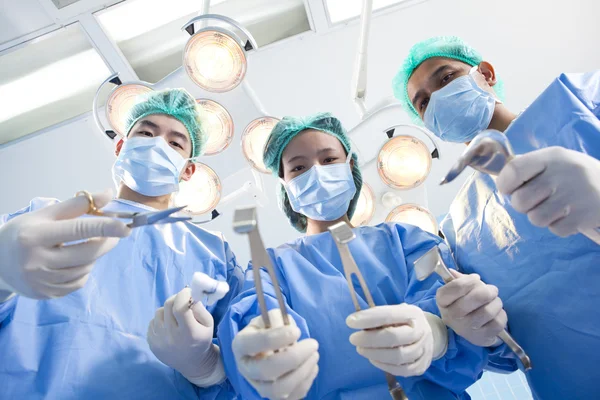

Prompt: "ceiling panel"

[0,0,55,45]
[97,0,310,83]
[324,0,418,24]
[51,0,85,8]
[0,24,111,144]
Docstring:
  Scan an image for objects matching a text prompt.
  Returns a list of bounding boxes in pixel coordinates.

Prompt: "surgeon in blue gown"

[218,113,493,400]
[393,35,600,399]
[0,89,243,399]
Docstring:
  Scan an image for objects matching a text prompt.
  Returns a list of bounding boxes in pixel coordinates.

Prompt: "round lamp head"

[174,163,222,215]
[377,135,432,190]
[183,29,247,93]
[385,203,438,235]
[106,83,153,136]
[350,182,375,227]
[242,117,280,174]
[196,99,234,155]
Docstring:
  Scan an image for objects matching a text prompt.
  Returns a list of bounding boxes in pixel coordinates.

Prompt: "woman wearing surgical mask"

[217,113,492,400]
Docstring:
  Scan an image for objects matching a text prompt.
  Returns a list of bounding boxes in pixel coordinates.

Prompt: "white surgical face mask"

[282,152,356,221]
[112,136,188,197]
[424,66,501,143]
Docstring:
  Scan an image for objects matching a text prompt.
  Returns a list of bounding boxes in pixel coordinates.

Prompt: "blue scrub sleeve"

[439,218,521,374]
[210,239,246,329]
[395,224,491,393]
[194,240,246,399]
[559,71,600,118]
[217,264,310,400]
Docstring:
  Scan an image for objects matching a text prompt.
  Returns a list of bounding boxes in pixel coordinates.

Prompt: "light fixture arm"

[242,81,269,116]
[352,0,373,118]
[182,14,259,51]
[92,72,121,140]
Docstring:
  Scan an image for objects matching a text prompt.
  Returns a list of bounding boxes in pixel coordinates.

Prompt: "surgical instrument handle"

[329,223,409,400]
[434,255,532,371]
[247,229,290,328]
[335,244,376,309]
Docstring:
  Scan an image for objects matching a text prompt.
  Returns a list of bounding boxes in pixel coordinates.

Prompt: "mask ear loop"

[469,65,503,104]
[345,151,354,164]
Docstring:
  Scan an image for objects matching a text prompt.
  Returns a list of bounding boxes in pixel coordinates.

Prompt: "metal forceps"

[75,190,191,228]
[440,129,600,244]
[414,246,532,371]
[328,221,409,400]
[233,206,289,328]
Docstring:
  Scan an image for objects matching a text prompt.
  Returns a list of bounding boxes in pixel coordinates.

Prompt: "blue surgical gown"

[442,71,600,400]
[218,223,489,400]
[0,197,243,400]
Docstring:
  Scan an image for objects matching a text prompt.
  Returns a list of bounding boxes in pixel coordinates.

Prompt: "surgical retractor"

[328,221,409,400]
[440,129,513,185]
[414,246,533,371]
[440,129,600,244]
[233,206,289,328]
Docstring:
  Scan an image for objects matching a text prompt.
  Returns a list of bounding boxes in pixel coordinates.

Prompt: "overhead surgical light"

[182,14,258,93]
[351,182,376,227]
[377,135,432,190]
[196,99,234,155]
[241,116,280,174]
[385,203,438,235]
[93,72,153,139]
[174,163,222,215]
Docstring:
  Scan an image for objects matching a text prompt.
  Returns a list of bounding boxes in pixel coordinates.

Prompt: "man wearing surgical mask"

[0,88,243,399]
[392,36,600,399]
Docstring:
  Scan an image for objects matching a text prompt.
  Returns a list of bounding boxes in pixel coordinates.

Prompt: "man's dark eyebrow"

[137,119,160,130]
[411,64,452,110]
[170,130,189,144]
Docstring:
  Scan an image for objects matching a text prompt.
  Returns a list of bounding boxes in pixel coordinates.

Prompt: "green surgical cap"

[125,88,206,159]
[392,36,504,123]
[263,112,363,233]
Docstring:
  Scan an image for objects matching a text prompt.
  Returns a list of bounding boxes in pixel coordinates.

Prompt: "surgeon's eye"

[324,157,338,164]
[291,165,305,173]
[137,131,153,137]
[419,98,429,112]
[170,141,183,149]
[441,73,454,86]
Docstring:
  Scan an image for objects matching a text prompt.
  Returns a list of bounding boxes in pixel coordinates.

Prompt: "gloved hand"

[232,309,319,400]
[496,146,600,238]
[436,270,507,347]
[147,287,224,387]
[346,304,448,377]
[0,190,130,300]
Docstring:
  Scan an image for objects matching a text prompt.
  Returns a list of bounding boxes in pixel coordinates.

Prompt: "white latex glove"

[0,190,130,300]
[346,304,447,377]
[190,271,229,306]
[147,287,225,387]
[436,271,507,347]
[497,146,600,238]
[232,309,319,400]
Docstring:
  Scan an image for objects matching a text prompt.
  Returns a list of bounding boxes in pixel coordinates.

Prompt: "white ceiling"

[0,0,311,144]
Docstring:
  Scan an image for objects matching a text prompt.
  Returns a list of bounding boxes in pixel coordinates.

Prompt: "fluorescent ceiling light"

[324,0,409,23]
[0,49,110,124]
[97,0,228,42]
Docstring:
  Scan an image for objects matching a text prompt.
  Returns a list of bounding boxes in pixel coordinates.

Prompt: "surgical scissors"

[328,221,409,400]
[75,190,191,228]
